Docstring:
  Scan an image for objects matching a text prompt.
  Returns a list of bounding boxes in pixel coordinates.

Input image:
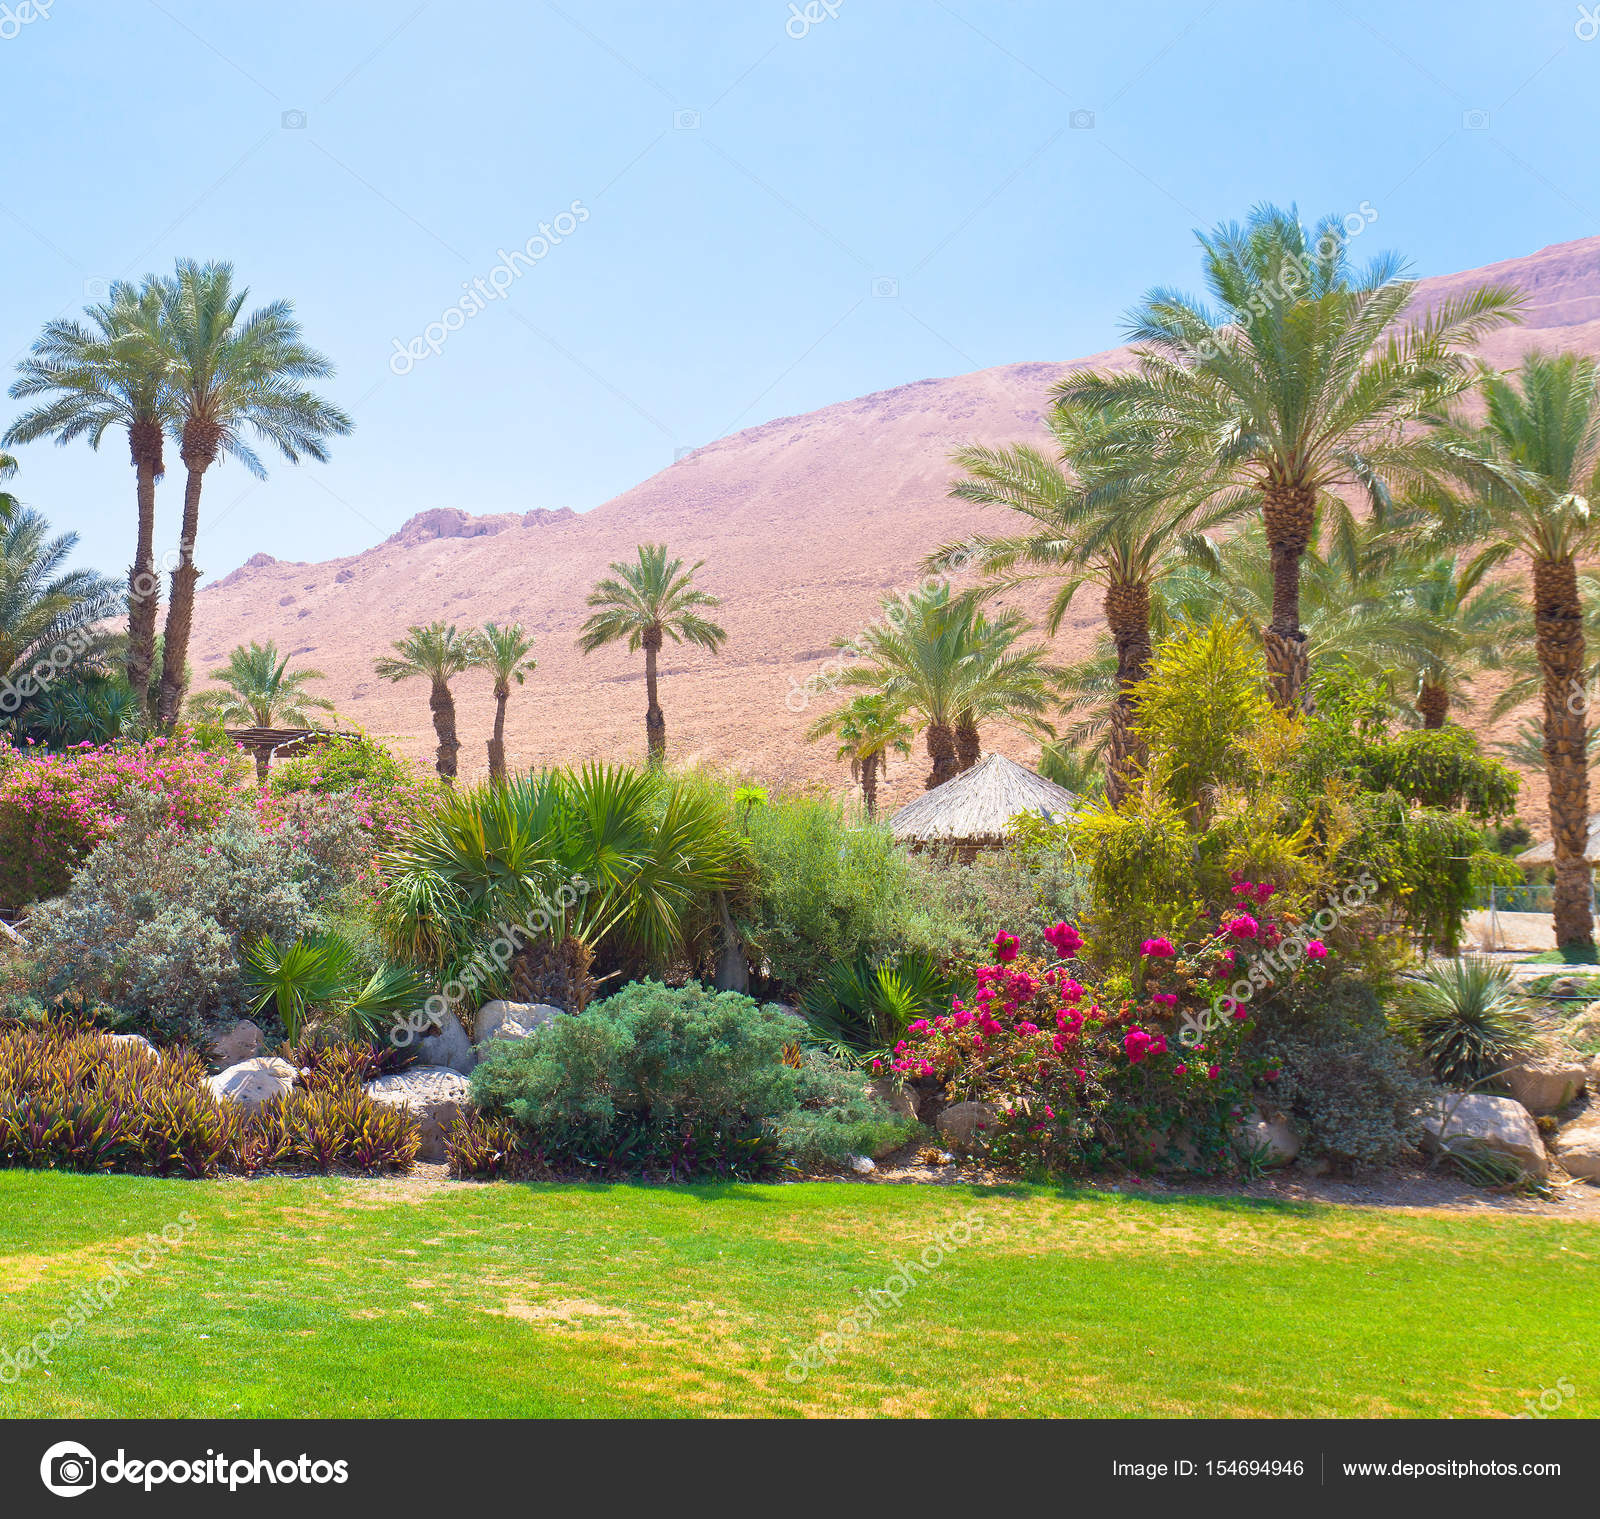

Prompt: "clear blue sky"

[3,0,1597,580]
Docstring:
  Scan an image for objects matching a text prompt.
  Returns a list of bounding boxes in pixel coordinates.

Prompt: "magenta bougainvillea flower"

[1140,937,1175,958]
[1043,920,1083,959]
[1224,913,1259,939]
[1305,939,1328,960]
[1123,1029,1154,1064]
[1151,992,1178,1008]
[993,931,1020,963]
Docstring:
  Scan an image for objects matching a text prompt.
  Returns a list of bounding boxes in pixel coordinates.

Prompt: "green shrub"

[777,1050,921,1170]
[903,841,1090,965]
[267,733,440,850]
[22,799,368,1043]
[1255,978,1429,1167]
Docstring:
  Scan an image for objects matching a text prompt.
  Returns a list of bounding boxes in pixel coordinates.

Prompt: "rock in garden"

[212,1019,265,1066]
[1500,1057,1587,1116]
[419,1007,477,1075]
[867,1078,918,1124]
[99,1032,159,1060]
[1236,1107,1300,1165]
[207,1056,297,1108]
[1421,1093,1548,1180]
[936,1100,998,1152]
[473,1000,560,1047]
[849,1155,876,1173]
[1554,1118,1600,1183]
[365,1066,470,1163]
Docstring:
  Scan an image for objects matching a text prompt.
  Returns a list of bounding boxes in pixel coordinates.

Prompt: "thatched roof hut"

[1516,815,1600,866]
[888,752,1079,855]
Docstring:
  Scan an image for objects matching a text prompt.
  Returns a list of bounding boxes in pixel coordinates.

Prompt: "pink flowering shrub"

[891,900,1327,1175]
[0,736,254,911]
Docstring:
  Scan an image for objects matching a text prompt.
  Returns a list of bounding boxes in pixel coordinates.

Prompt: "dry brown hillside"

[191,235,1600,815]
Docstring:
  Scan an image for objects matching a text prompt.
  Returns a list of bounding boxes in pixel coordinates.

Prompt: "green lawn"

[0,1171,1595,1418]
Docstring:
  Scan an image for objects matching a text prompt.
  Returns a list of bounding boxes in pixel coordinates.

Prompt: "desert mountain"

[192,235,1600,811]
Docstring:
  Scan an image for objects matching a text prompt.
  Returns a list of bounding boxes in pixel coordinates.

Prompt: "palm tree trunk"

[1104,579,1153,807]
[487,686,509,784]
[1536,553,1594,949]
[1416,682,1448,729]
[954,715,981,772]
[254,747,271,788]
[643,631,665,763]
[924,721,957,790]
[861,751,880,819]
[429,677,460,782]
[126,420,163,715]
[157,425,218,729]
[1261,482,1316,711]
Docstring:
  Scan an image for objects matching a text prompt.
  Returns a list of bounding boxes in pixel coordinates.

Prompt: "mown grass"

[0,1171,1595,1418]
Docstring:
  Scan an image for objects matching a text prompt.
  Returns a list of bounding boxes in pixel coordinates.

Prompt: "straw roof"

[1516,815,1600,866]
[888,752,1079,849]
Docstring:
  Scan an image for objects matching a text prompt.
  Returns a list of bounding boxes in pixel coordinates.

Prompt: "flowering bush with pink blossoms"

[0,736,255,912]
[890,890,1333,1176]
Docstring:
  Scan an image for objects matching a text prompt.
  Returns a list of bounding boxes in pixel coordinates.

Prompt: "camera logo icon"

[674,109,700,130]
[1462,108,1490,130]
[40,1441,97,1497]
[281,109,307,129]
[1069,109,1095,129]
[83,275,112,300]
[871,276,899,298]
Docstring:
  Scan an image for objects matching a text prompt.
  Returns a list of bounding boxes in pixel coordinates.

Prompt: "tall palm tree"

[806,691,913,818]
[1423,352,1600,949]
[469,621,538,784]
[837,582,1055,789]
[375,623,475,784]
[0,507,123,733]
[932,404,1249,802]
[188,640,334,782]
[5,278,174,708]
[1055,204,1522,708]
[577,543,726,763]
[152,260,352,729]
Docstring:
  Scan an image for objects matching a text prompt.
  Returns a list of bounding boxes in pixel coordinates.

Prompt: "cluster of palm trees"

[814,204,1600,949]
[3,262,350,730]
[375,621,537,784]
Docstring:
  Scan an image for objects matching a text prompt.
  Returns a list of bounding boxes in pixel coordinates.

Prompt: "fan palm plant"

[0,507,124,734]
[189,640,335,781]
[152,260,352,728]
[1421,352,1600,948]
[1055,203,1522,708]
[468,621,537,784]
[375,622,475,783]
[5,277,174,709]
[836,582,1056,789]
[933,404,1249,801]
[806,691,913,819]
[577,543,726,763]
[377,763,737,1013]
[243,929,432,1045]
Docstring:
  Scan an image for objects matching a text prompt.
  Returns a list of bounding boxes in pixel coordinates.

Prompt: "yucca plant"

[1394,957,1548,1088]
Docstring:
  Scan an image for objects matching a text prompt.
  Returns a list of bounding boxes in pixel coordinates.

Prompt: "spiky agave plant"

[1393,957,1548,1088]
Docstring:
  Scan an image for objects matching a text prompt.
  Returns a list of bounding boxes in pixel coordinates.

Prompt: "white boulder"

[936,1100,998,1152]
[212,1019,265,1066]
[365,1065,470,1162]
[418,1007,477,1075]
[1500,1058,1587,1116]
[474,1000,560,1047]
[1422,1093,1548,1180]
[1236,1108,1300,1166]
[207,1056,297,1108]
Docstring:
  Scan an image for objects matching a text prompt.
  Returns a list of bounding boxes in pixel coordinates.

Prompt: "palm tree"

[577,543,726,763]
[1423,352,1600,948]
[806,691,913,818]
[0,507,123,733]
[0,453,20,527]
[152,260,352,728]
[932,404,1248,802]
[5,278,173,709]
[188,640,335,782]
[375,622,475,783]
[1055,204,1522,708]
[469,621,538,784]
[837,582,1055,789]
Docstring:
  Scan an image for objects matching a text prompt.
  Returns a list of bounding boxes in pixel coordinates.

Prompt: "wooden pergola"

[223,727,355,785]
